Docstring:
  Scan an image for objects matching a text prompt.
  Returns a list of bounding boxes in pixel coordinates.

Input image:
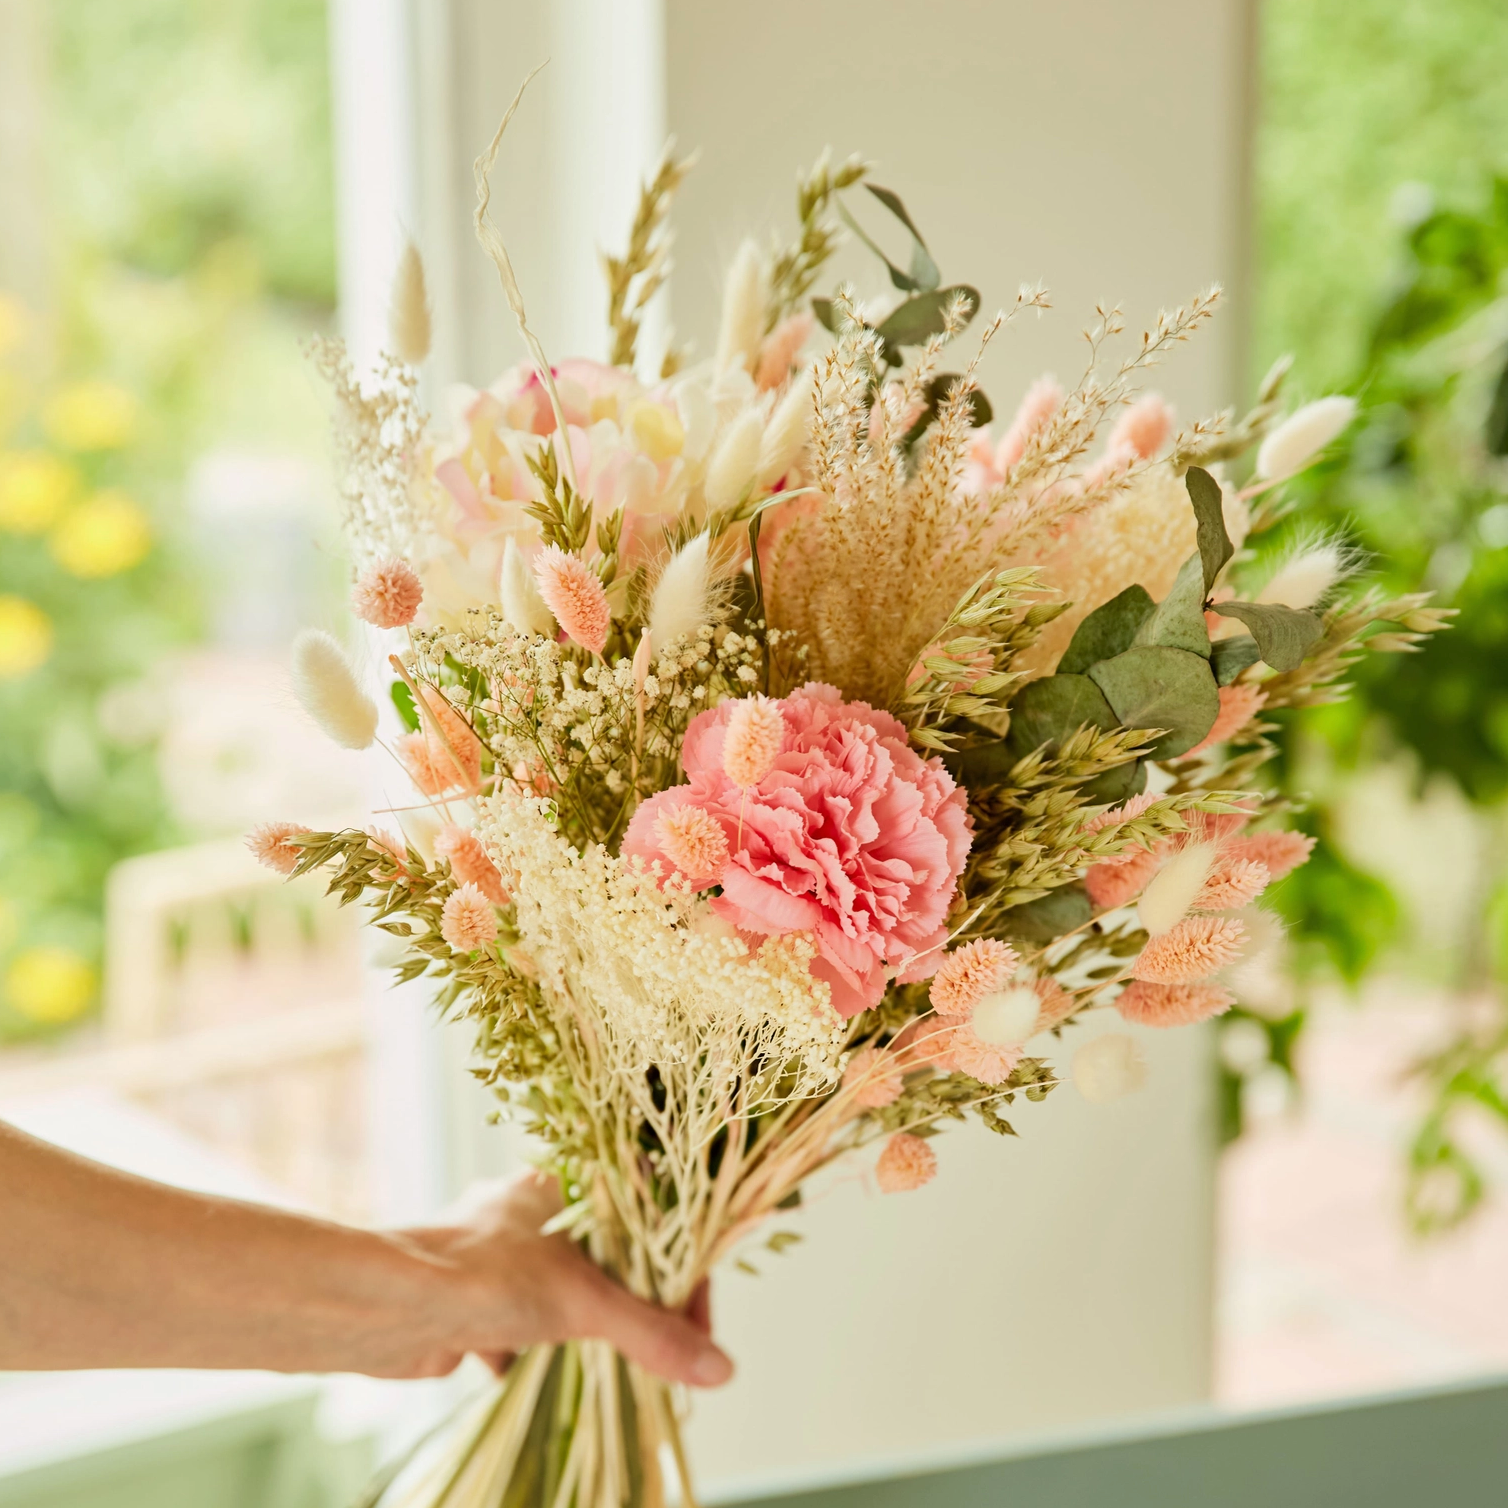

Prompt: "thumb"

[574,1270,734,1388]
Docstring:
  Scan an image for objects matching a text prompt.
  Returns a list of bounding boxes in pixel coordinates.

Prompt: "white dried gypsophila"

[478,789,844,1095]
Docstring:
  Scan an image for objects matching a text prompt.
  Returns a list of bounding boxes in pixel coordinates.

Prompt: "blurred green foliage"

[1235,0,1508,1221]
[0,0,334,1041]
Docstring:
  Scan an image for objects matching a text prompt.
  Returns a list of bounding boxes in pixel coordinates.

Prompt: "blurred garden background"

[3,0,1508,1413]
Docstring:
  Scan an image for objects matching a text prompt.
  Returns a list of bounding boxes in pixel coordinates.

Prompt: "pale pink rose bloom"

[623,684,973,1017]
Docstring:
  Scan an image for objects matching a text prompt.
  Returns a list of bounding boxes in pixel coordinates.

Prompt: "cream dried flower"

[290,630,378,750]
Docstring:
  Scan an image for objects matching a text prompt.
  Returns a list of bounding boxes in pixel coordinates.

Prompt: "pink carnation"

[1225,829,1316,882]
[247,821,311,875]
[623,683,973,1017]
[1117,979,1235,1028]
[875,1132,936,1193]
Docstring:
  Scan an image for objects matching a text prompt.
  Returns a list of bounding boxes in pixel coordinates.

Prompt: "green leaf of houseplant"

[1057,585,1155,674]
[874,286,982,354]
[1088,644,1221,758]
[1133,553,1211,658]
[1210,634,1262,685]
[1185,464,1233,593]
[1209,601,1324,671]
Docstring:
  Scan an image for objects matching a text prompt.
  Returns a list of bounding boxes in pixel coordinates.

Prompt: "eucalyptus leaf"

[1057,585,1154,674]
[998,885,1092,944]
[874,285,981,355]
[1210,601,1324,671]
[1006,672,1118,752]
[865,183,942,292]
[1210,634,1262,686]
[1088,645,1221,758]
[1186,465,1232,593]
[1083,754,1147,805]
[1133,553,1211,658]
[811,296,837,332]
[901,373,993,447]
[836,196,921,293]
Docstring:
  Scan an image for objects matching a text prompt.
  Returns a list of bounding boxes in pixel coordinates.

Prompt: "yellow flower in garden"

[50,490,151,578]
[43,381,138,451]
[6,946,95,1023]
[0,451,79,532]
[0,596,52,677]
[0,294,25,358]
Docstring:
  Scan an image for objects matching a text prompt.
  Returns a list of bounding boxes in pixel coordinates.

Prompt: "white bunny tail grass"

[714,239,766,375]
[648,533,727,649]
[705,407,765,509]
[388,241,431,365]
[500,536,556,637]
[756,364,815,487]
[291,630,379,749]
[1255,395,1357,480]
[1256,536,1358,610]
[1137,842,1217,937]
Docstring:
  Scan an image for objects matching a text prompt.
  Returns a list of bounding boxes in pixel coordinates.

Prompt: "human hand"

[382,1171,732,1388]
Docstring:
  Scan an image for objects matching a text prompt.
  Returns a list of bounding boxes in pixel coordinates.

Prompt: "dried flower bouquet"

[253,91,1448,1508]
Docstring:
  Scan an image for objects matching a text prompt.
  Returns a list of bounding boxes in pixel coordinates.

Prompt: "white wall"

[345,0,1255,1491]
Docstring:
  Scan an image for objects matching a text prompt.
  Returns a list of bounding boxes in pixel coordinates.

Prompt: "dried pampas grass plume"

[648,533,721,649]
[500,536,555,637]
[705,407,765,508]
[715,239,766,374]
[1072,1034,1147,1102]
[351,557,423,628]
[247,821,311,875]
[875,1132,936,1193]
[291,630,378,749]
[388,241,431,365]
[1255,395,1356,480]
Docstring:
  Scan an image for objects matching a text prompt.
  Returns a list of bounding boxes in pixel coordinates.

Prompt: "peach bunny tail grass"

[930,938,1019,1017]
[1131,914,1246,984]
[1195,855,1269,912]
[1226,829,1316,882]
[1188,682,1267,756]
[1116,979,1235,1028]
[440,883,498,951]
[533,544,610,654]
[246,821,311,875]
[1107,392,1174,460]
[875,1132,937,1193]
[723,696,785,787]
[842,1045,903,1108]
[1084,844,1164,910]
[352,558,423,629]
[435,826,509,905]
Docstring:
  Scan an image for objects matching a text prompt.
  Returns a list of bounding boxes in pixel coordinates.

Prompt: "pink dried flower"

[624,683,972,1017]
[1225,829,1316,882]
[1085,844,1165,910]
[435,826,508,905]
[889,1013,954,1068]
[996,376,1064,472]
[1107,394,1174,461]
[931,1020,1020,1085]
[399,688,482,795]
[366,827,409,870]
[843,1045,903,1108]
[247,821,311,876]
[1195,855,1269,911]
[1117,979,1235,1028]
[652,803,731,889]
[875,1132,936,1193]
[930,938,1018,1017]
[533,544,610,654]
[1186,795,1261,846]
[1030,975,1076,1034]
[351,557,423,628]
[722,696,785,787]
[1188,683,1267,757]
[441,883,498,951]
[397,732,447,796]
[754,312,814,391]
[1083,791,1160,835]
[1132,914,1247,984]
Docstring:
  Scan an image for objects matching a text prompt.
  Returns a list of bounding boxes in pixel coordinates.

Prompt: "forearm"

[0,1121,447,1374]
